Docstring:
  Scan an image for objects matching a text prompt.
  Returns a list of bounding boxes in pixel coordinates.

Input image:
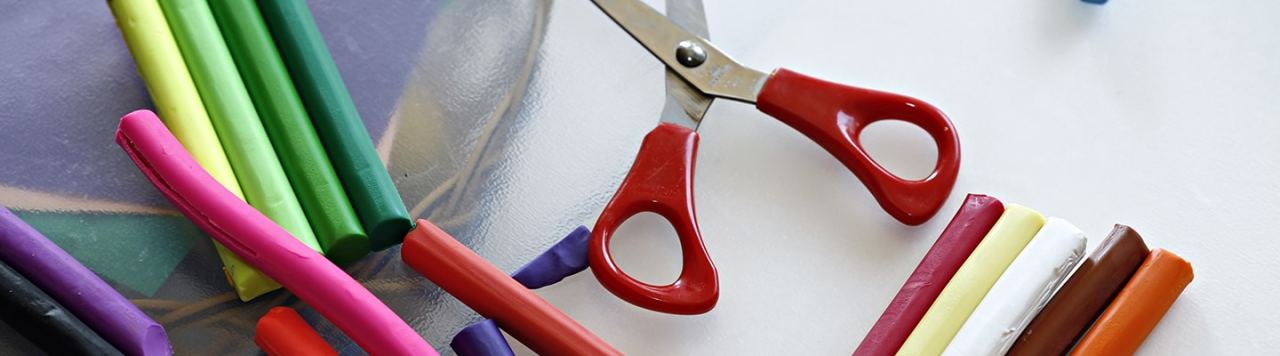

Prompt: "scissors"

[588,0,961,315]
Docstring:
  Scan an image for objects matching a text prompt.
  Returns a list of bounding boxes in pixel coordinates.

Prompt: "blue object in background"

[1082,0,1107,4]
[450,226,591,356]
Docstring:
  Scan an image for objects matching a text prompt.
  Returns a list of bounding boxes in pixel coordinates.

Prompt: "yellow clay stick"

[897,204,1045,356]
[108,0,242,197]
[109,0,282,299]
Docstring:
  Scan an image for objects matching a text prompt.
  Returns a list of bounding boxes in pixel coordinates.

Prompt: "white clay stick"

[942,217,1087,356]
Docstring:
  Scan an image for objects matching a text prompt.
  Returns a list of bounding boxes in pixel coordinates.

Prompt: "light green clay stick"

[159,0,327,300]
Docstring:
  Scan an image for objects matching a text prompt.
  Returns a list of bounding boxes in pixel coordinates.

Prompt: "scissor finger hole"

[609,212,683,285]
[857,120,939,181]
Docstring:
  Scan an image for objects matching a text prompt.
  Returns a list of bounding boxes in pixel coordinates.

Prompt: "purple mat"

[0,0,430,207]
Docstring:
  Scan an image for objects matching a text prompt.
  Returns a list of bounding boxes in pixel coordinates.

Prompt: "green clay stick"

[108,0,243,198]
[207,0,369,264]
[258,0,413,250]
[108,0,271,298]
[159,0,323,299]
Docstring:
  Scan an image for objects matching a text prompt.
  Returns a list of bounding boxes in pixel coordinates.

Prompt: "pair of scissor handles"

[588,0,961,314]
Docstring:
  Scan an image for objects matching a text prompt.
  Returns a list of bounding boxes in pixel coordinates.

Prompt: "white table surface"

[525,0,1279,354]
[1,0,1274,354]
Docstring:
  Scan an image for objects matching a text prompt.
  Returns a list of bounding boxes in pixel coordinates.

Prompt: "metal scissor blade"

[662,69,712,129]
[664,0,708,39]
[661,0,712,129]
[592,0,768,104]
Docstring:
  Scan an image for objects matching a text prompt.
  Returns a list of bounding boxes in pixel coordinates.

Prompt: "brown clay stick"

[1008,224,1150,356]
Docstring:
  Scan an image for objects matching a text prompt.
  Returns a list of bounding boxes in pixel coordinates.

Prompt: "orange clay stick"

[1070,249,1193,355]
[255,307,337,356]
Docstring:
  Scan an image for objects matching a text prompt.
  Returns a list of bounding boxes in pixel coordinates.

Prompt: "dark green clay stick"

[258,0,413,250]
[208,0,369,264]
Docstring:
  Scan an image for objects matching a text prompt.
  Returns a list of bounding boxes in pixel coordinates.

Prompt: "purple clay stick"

[451,226,591,356]
[0,205,171,356]
[511,226,591,290]
[450,319,516,356]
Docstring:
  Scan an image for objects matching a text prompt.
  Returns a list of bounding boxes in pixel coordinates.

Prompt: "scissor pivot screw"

[675,40,707,68]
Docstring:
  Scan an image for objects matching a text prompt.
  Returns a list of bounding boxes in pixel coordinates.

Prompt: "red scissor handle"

[757,68,961,225]
[589,123,719,315]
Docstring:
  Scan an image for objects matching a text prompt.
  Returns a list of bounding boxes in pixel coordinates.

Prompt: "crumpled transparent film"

[0,0,665,353]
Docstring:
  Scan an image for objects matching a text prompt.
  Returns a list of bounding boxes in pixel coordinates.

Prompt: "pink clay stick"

[114,110,436,356]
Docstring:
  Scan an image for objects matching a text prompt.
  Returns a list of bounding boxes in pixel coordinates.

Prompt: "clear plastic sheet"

[0,0,662,353]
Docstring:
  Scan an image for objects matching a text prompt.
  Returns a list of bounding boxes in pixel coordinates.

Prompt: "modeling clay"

[208,0,369,264]
[255,307,338,356]
[451,319,516,356]
[855,194,1003,356]
[1070,249,1193,355]
[116,110,435,356]
[159,0,319,301]
[897,204,1044,356]
[109,0,273,298]
[1008,225,1150,356]
[943,218,1086,355]
[403,221,617,355]
[0,205,170,356]
[258,0,413,250]
[107,0,241,197]
[0,258,122,356]
[452,226,593,355]
[512,226,591,289]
